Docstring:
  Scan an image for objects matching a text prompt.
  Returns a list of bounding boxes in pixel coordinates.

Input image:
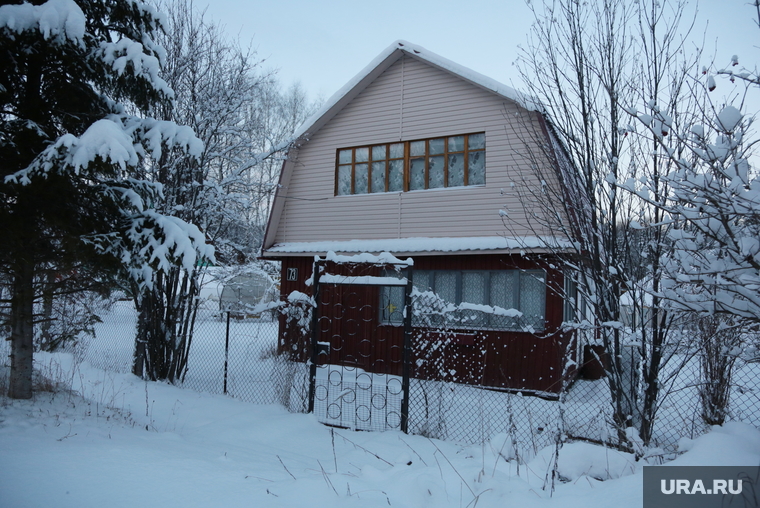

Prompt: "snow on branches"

[0,0,86,44]
[5,117,199,183]
[622,96,760,323]
[2,112,215,287]
[1,0,213,288]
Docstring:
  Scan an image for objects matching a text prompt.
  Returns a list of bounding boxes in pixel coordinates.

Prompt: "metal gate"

[307,258,413,432]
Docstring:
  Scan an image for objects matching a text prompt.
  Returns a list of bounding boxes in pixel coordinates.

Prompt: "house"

[261,41,578,398]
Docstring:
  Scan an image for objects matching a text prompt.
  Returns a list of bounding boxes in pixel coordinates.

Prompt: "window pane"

[468,150,485,185]
[410,158,425,190]
[355,147,369,163]
[338,149,352,164]
[448,135,465,152]
[564,275,577,323]
[429,138,445,155]
[462,273,486,304]
[381,285,405,325]
[389,143,404,159]
[371,161,385,193]
[468,133,485,150]
[410,140,426,157]
[462,272,487,327]
[337,165,352,195]
[372,145,386,161]
[428,155,444,189]
[520,271,546,332]
[354,163,368,194]
[447,154,464,187]
[490,271,516,329]
[434,272,457,303]
[389,159,403,192]
[413,271,431,293]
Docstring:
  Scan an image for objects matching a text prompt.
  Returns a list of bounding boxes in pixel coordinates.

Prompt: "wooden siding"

[268,55,565,249]
[278,255,575,394]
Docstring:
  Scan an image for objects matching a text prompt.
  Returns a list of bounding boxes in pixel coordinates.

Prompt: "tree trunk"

[132,267,200,383]
[9,260,35,399]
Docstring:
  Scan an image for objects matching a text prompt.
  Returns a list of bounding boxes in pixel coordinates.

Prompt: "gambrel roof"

[262,41,575,259]
[291,40,540,143]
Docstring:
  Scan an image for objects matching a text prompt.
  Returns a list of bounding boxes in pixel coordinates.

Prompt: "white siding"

[268,55,566,250]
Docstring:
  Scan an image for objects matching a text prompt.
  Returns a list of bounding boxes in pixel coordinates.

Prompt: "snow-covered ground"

[1,352,759,508]
[30,299,760,455]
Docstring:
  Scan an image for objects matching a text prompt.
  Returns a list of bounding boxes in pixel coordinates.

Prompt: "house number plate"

[286,268,298,281]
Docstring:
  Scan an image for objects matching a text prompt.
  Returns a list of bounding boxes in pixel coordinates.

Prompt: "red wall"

[277,254,575,394]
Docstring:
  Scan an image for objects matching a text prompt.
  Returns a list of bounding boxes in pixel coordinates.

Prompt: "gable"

[263,52,571,257]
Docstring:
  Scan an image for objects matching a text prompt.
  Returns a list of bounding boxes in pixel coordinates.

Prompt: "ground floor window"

[381,269,546,332]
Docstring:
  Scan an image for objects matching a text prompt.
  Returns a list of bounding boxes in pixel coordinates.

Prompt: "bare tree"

[242,80,321,252]
[130,1,320,382]
[132,1,266,381]
[620,0,701,446]
[511,0,700,448]
[695,314,743,425]
[511,0,637,447]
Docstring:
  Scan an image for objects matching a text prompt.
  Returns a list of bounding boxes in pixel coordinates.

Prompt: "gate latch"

[317,341,330,357]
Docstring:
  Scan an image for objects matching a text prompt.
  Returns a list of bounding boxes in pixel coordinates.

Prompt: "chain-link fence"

[300,260,760,457]
[75,298,310,408]
[4,268,758,459]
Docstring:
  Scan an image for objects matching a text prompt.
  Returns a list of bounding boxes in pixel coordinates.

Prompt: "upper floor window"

[336,133,485,195]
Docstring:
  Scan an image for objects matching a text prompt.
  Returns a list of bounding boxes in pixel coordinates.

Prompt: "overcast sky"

[197,0,758,106]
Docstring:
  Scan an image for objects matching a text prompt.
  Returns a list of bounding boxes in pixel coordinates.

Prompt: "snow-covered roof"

[263,236,574,258]
[292,40,539,141]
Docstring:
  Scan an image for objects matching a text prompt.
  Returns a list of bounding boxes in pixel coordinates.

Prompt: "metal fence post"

[223,310,230,395]
[400,268,413,434]
[307,259,323,414]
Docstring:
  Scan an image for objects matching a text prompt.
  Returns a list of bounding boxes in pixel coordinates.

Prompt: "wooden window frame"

[335,133,485,196]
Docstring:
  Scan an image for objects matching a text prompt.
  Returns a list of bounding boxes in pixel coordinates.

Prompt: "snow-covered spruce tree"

[0,0,212,398]
[512,0,697,448]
